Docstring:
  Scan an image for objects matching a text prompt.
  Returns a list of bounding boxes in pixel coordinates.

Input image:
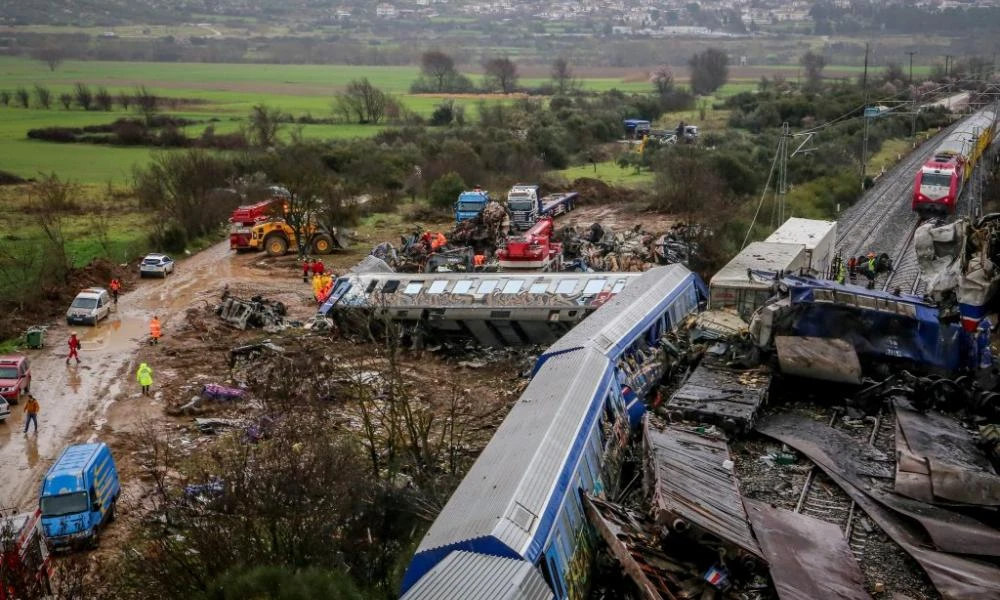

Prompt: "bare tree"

[333,78,389,124]
[31,45,66,71]
[94,86,113,111]
[689,47,729,95]
[30,174,77,284]
[551,56,577,94]
[134,85,158,124]
[33,84,52,109]
[651,65,675,96]
[58,92,72,109]
[246,104,284,148]
[14,87,29,108]
[483,56,519,94]
[73,82,93,110]
[421,50,457,93]
[260,143,330,257]
[117,90,132,110]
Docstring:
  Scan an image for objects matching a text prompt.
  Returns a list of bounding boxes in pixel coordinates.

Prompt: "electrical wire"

[742,138,782,251]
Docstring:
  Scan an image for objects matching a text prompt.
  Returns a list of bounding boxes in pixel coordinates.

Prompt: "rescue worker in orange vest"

[473,254,485,268]
[149,316,162,345]
[109,278,122,305]
[431,232,447,251]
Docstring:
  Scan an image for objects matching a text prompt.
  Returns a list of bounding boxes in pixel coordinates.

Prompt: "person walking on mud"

[302,258,312,283]
[66,332,81,365]
[109,278,121,306]
[23,394,39,434]
[149,316,162,345]
[136,362,153,396]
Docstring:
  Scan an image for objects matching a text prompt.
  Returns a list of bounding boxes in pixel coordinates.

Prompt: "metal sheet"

[774,336,862,384]
[644,422,763,559]
[662,361,770,435]
[756,413,1000,557]
[895,402,1000,506]
[744,500,871,600]
[757,414,1000,599]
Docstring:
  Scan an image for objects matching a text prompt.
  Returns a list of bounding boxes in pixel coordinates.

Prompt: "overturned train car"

[399,265,707,600]
[321,270,648,346]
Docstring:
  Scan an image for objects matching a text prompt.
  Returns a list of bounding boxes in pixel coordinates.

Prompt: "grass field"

[555,160,655,187]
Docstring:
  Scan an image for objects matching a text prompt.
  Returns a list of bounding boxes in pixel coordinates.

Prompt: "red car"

[0,355,31,405]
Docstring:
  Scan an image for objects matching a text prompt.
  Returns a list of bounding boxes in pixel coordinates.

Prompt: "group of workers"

[302,257,335,303]
[832,252,887,290]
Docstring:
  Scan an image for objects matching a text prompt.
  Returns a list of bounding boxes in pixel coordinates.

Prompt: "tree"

[29,174,77,285]
[58,93,72,109]
[14,87,29,108]
[651,65,675,96]
[32,45,66,72]
[421,50,458,93]
[259,143,333,257]
[134,85,158,124]
[800,51,827,90]
[428,171,465,210]
[0,91,8,106]
[483,56,519,94]
[33,85,51,109]
[94,86,113,111]
[551,56,577,94]
[689,48,729,95]
[117,91,132,110]
[132,150,237,240]
[73,83,93,110]
[333,79,390,124]
[247,104,285,148]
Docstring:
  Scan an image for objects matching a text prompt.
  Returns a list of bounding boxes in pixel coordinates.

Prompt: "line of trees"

[0,83,162,115]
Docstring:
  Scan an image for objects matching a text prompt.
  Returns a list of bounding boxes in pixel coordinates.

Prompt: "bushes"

[428,172,465,210]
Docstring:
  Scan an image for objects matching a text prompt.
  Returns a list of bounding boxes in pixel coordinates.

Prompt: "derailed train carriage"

[399,265,707,600]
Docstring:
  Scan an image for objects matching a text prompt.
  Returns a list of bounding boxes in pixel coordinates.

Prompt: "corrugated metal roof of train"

[401,551,554,600]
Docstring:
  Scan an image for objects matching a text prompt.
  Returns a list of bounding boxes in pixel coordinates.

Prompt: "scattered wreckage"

[217,292,289,331]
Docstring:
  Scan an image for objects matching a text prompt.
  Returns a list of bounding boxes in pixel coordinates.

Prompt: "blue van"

[39,442,120,549]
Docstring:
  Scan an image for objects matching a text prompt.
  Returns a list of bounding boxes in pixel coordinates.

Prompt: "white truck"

[506,184,578,230]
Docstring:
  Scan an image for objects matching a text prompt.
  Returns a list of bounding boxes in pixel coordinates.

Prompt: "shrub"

[428,171,465,210]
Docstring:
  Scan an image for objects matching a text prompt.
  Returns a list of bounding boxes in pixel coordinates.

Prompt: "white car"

[0,397,9,422]
[66,288,112,326]
[140,253,175,278]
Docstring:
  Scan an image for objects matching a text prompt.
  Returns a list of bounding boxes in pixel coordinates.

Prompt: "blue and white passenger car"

[400,265,707,600]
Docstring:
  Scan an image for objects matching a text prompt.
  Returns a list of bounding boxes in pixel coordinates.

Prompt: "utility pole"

[779,122,790,224]
[861,42,871,192]
[908,51,918,143]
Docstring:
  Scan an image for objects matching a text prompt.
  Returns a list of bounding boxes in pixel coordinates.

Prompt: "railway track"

[793,409,892,561]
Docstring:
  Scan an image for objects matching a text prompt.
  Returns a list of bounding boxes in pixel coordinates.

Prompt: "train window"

[427,280,448,294]
[558,513,573,556]
[452,280,474,294]
[583,278,607,295]
[502,279,524,294]
[477,279,500,294]
[612,279,627,294]
[529,281,550,294]
[365,280,379,294]
[403,282,423,295]
[381,280,400,293]
[555,279,578,294]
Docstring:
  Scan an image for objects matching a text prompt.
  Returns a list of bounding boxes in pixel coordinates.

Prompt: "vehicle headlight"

[0,386,10,393]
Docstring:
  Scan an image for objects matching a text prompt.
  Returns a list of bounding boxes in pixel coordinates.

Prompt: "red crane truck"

[497,216,563,271]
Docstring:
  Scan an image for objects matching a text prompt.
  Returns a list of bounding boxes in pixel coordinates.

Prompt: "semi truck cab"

[455,189,491,223]
[39,443,120,549]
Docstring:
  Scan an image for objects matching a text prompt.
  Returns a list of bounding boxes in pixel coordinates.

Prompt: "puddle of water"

[75,315,149,352]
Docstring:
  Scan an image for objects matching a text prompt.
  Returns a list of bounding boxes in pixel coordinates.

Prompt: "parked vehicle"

[497,216,563,271]
[455,188,491,223]
[249,218,342,257]
[228,187,289,251]
[66,288,112,326]
[39,443,120,549]
[0,510,52,598]
[506,184,578,230]
[0,355,31,405]
[139,253,175,278]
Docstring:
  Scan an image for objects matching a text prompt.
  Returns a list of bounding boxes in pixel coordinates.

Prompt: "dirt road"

[0,241,269,510]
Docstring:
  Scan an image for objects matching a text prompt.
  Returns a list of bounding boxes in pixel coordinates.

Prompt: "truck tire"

[264,234,289,257]
[311,233,335,255]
